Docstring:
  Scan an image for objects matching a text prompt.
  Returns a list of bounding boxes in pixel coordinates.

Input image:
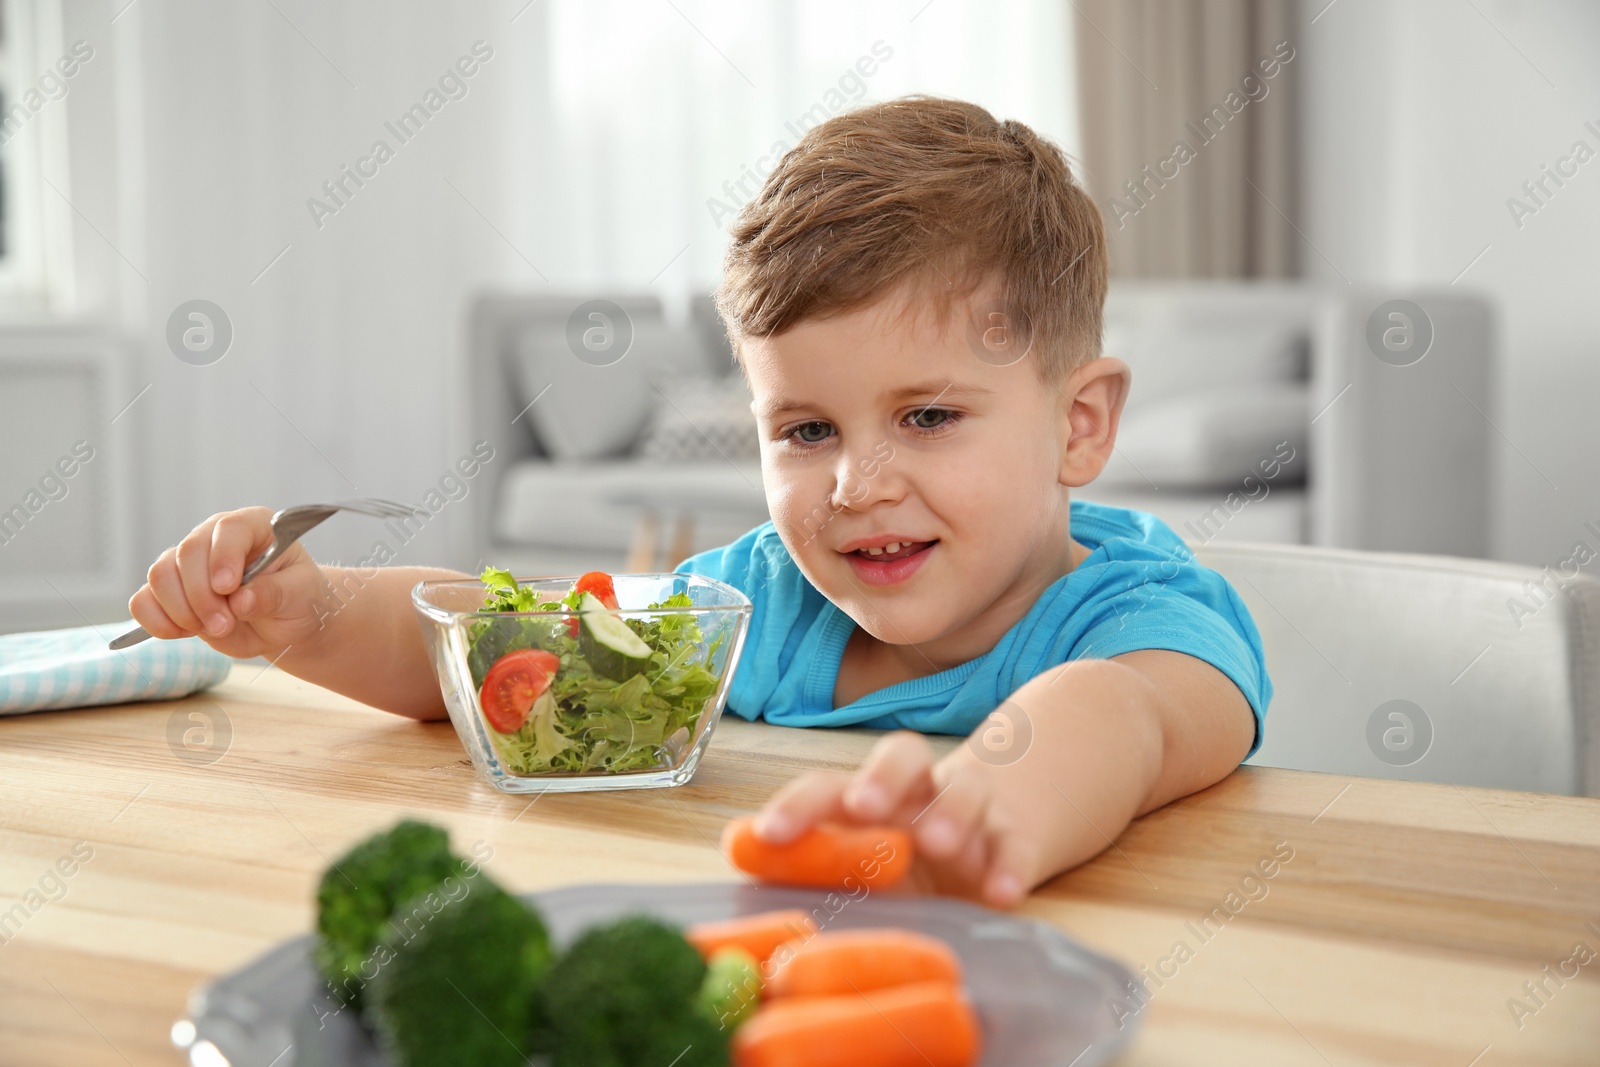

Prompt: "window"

[530,0,1078,306]
[0,0,76,306]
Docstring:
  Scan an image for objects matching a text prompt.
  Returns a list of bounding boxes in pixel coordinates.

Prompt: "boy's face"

[742,283,1123,659]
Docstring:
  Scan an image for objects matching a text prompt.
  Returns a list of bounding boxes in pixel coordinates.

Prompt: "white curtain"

[529,0,1082,313]
[1073,0,1298,278]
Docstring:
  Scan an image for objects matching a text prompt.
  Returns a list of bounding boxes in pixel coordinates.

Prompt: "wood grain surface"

[2,667,1597,1065]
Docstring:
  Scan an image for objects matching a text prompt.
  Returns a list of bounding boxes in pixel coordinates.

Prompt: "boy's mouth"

[840,538,938,586]
[849,540,935,561]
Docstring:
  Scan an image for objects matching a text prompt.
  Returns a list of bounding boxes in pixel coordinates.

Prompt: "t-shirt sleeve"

[1067,560,1273,760]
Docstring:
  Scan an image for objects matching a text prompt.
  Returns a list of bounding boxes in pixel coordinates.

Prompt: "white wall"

[59,0,542,591]
[1297,0,1600,566]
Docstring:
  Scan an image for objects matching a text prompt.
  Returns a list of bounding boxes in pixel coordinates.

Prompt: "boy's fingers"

[950,831,991,887]
[128,585,186,640]
[209,508,274,594]
[844,731,934,821]
[175,519,233,636]
[146,549,205,635]
[754,770,853,843]
[911,766,990,861]
[229,566,310,622]
[981,827,1039,909]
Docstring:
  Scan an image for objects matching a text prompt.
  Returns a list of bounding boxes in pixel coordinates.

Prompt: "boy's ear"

[1057,357,1132,488]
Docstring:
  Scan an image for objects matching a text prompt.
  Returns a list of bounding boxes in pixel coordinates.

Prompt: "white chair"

[1195,541,1600,798]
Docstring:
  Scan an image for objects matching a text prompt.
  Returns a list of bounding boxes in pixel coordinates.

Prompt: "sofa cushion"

[1104,318,1307,403]
[510,317,712,461]
[637,374,761,462]
[1098,382,1309,490]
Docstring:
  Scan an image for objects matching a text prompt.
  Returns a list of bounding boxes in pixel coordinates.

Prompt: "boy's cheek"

[768,477,836,543]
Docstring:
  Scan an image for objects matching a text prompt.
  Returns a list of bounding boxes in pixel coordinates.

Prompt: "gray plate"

[174,882,1142,1067]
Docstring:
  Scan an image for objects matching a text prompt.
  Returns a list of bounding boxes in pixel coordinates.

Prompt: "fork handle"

[107,626,153,650]
[240,543,281,584]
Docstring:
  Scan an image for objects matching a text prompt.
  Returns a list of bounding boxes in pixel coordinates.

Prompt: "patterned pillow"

[637,374,761,462]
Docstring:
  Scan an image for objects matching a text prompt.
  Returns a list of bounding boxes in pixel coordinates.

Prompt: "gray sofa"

[462,282,1494,573]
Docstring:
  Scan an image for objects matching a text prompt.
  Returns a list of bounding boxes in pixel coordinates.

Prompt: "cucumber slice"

[576,592,653,680]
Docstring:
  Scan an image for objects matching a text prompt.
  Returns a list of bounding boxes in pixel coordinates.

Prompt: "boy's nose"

[829,446,902,512]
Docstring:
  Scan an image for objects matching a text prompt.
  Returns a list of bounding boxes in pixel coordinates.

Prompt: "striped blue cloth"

[0,624,233,715]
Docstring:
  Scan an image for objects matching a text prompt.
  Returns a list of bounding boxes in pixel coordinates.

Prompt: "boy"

[129,97,1270,908]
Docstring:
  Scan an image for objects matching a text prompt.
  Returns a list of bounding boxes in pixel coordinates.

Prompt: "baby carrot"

[722,817,913,891]
[765,928,962,998]
[685,909,819,966]
[733,980,981,1067]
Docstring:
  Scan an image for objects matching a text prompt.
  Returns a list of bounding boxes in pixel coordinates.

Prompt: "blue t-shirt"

[677,499,1271,759]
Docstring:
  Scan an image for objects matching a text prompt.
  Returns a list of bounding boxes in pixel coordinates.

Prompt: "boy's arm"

[758,649,1256,905]
[271,565,471,721]
[959,649,1256,892]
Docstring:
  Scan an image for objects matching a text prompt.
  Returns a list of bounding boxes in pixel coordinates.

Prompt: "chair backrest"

[1194,541,1600,797]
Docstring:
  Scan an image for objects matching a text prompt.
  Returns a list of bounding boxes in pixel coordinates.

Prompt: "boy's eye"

[906,407,957,430]
[790,421,834,445]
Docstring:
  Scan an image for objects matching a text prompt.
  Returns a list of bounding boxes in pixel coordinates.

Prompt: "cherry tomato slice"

[574,570,620,609]
[564,570,620,635]
[479,649,560,734]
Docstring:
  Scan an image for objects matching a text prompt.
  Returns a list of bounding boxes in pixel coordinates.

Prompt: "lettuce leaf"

[467,569,725,775]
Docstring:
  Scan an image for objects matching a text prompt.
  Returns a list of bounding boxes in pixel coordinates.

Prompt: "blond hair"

[717,95,1108,379]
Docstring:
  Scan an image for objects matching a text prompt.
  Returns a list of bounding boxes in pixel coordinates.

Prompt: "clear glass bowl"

[412,572,752,793]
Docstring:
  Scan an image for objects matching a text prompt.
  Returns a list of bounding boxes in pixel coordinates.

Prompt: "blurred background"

[0,0,1597,634]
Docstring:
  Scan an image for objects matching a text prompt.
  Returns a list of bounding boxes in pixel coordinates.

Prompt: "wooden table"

[3,668,1598,1066]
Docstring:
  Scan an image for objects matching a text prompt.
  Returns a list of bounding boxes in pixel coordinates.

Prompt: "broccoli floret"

[313,819,470,1009]
[366,880,553,1067]
[697,946,762,1030]
[545,915,730,1067]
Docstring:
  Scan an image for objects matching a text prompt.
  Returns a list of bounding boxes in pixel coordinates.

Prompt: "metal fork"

[107,498,423,650]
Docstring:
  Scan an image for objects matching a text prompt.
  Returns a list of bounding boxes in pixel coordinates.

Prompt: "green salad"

[466,568,724,775]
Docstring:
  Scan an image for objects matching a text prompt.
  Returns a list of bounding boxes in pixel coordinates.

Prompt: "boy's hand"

[129,506,338,660]
[752,731,1037,908]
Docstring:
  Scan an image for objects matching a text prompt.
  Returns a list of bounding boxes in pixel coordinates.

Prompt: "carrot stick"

[685,909,819,966]
[765,929,962,998]
[733,980,981,1067]
[722,817,913,891]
